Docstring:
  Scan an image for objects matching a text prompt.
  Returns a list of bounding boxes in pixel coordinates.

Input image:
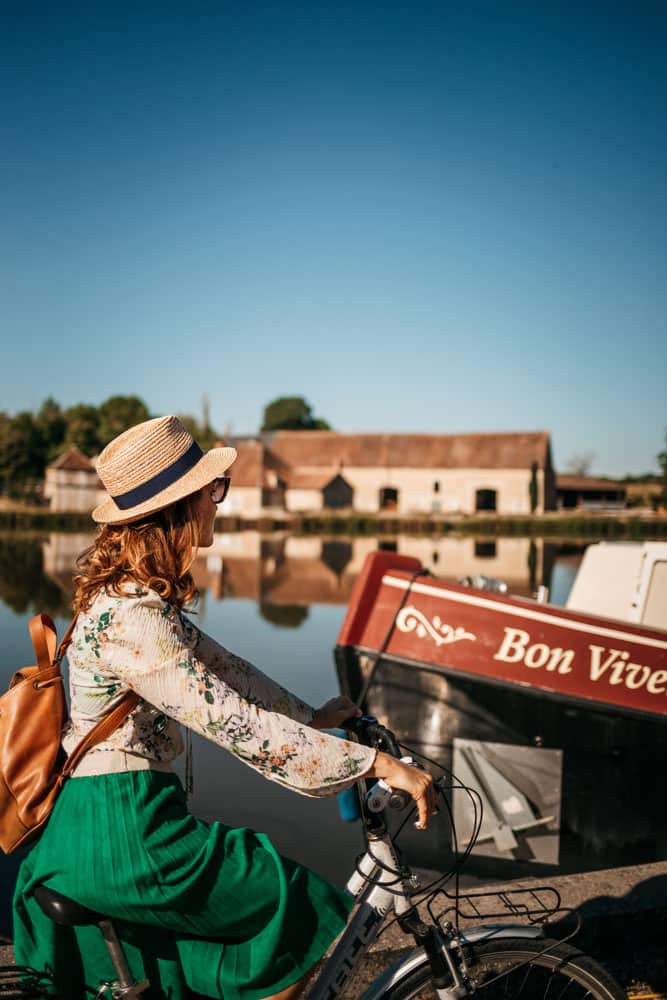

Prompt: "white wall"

[323,467,543,515]
[44,469,105,513]
[285,488,324,512]
[221,487,263,518]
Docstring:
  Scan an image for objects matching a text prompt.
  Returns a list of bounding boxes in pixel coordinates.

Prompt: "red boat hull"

[336,552,667,719]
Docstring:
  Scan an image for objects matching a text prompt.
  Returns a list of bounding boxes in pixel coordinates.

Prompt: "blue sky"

[1,1,665,477]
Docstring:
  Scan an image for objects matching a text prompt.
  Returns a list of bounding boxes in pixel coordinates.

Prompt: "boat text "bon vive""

[493,627,667,695]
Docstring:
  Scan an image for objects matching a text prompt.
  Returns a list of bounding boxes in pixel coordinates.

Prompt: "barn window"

[475,488,497,512]
[474,540,497,558]
[379,487,399,511]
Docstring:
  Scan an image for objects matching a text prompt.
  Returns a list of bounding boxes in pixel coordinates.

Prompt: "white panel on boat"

[565,542,645,621]
[565,541,667,628]
[639,556,667,629]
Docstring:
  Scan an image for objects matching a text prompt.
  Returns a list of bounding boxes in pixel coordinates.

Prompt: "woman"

[13,415,435,1000]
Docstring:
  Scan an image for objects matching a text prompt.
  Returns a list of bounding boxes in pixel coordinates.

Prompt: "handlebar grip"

[388,788,411,810]
[388,755,417,810]
[341,715,403,757]
[365,777,411,812]
[342,717,418,813]
[340,714,377,737]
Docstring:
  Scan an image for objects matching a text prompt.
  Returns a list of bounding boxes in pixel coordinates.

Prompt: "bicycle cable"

[361,736,484,938]
[392,739,578,946]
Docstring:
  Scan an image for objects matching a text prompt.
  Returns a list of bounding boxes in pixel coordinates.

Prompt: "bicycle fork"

[350,836,471,1000]
[398,909,470,1000]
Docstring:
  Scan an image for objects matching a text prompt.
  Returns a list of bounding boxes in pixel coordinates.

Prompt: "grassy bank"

[291,512,667,539]
[0,509,97,532]
[2,506,666,540]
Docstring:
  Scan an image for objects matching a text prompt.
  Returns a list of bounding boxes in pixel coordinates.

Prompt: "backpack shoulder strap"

[54,614,79,665]
[28,612,79,674]
[28,614,58,673]
[42,611,142,779]
[61,690,142,780]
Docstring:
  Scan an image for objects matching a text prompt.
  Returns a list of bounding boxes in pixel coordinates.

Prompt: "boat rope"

[354,565,432,709]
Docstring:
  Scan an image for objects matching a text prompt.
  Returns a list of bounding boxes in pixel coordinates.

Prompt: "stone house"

[229,431,556,516]
[555,475,626,511]
[42,431,557,518]
[220,440,290,518]
[43,447,105,513]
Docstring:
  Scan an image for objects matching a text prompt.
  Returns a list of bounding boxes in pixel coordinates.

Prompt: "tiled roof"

[262,559,357,605]
[47,446,96,472]
[222,558,261,599]
[556,475,625,491]
[263,447,291,475]
[228,440,265,487]
[230,440,297,487]
[287,471,339,490]
[263,431,551,470]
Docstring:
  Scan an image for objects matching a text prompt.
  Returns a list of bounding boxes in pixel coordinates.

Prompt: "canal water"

[0,531,663,937]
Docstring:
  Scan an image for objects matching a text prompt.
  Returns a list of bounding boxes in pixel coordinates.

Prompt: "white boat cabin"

[566,541,667,631]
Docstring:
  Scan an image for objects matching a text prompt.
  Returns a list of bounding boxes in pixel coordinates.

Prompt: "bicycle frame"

[22,715,622,1000]
[307,829,544,1000]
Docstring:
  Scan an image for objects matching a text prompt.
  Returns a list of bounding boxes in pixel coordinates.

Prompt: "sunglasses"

[210,476,231,504]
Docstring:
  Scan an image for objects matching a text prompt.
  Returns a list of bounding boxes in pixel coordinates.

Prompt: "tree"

[35,397,66,461]
[564,452,595,476]
[176,414,221,451]
[658,428,667,502]
[529,462,538,513]
[63,404,101,456]
[261,396,331,432]
[0,412,11,495]
[0,411,47,496]
[97,395,150,447]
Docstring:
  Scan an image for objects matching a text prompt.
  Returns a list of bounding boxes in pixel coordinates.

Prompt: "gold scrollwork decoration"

[395,605,476,647]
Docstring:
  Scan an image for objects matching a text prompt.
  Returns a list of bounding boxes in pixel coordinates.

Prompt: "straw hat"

[92,415,237,524]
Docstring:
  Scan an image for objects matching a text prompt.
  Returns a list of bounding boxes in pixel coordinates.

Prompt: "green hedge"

[1,508,666,540]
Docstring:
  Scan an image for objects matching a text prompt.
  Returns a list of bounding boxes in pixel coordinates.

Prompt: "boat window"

[642,561,667,629]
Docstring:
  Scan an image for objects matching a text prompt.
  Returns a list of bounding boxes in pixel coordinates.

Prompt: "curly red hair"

[74,495,200,612]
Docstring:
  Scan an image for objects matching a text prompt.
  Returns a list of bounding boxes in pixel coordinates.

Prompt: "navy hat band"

[111,441,204,510]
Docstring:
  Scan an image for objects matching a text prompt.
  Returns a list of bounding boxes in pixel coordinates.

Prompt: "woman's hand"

[310,696,361,731]
[368,752,437,831]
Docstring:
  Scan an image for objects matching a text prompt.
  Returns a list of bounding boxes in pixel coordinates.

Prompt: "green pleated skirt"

[12,771,352,1000]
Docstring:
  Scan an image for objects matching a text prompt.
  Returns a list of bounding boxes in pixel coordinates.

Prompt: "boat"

[335,542,667,721]
[334,542,667,879]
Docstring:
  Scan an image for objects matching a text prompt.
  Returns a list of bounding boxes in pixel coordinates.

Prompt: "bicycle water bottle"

[330,728,362,822]
[337,786,361,822]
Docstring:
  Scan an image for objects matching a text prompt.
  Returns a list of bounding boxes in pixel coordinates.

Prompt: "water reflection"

[2,530,585,618]
[0,534,72,618]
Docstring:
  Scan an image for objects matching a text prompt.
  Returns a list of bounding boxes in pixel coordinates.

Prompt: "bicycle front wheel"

[381,937,625,1000]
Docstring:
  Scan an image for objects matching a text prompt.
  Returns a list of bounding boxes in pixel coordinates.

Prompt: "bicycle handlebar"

[341,715,403,757]
[341,715,414,812]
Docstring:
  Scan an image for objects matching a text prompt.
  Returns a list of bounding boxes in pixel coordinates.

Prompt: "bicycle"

[4,715,626,1000]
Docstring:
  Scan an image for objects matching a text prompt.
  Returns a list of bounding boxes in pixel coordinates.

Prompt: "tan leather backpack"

[0,613,139,854]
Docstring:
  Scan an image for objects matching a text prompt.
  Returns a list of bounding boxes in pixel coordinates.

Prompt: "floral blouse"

[62,586,376,796]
